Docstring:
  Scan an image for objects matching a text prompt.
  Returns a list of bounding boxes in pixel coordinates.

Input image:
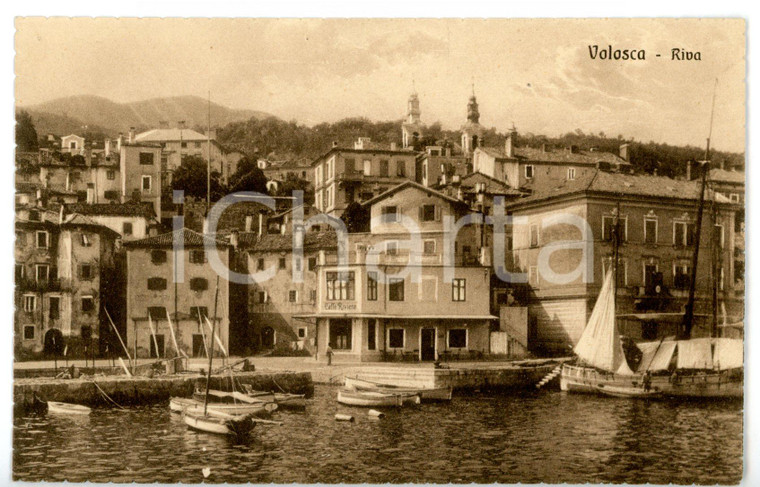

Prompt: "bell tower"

[402,84,423,149]
[461,82,484,155]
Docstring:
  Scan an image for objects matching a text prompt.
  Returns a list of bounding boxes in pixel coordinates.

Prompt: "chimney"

[36,188,43,207]
[117,133,124,152]
[105,139,111,157]
[229,230,239,248]
[245,215,253,232]
[59,205,64,224]
[258,212,264,236]
[541,143,548,153]
[619,143,630,162]
[208,128,217,141]
[569,145,579,154]
[505,132,515,158]
[159,120,169,129]
[686,160,692,181]
[332,141,338,148]
[86,183,95,204]
[128,127,136,144]
[85,145,92,167]
[202,216,209,234]
[390,142,397,151]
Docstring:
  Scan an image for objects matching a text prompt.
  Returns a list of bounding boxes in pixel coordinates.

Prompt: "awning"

[637,340,677,372]
[677,338,713,369]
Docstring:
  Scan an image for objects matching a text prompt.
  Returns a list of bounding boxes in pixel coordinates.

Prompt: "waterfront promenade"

[14,355,564,385]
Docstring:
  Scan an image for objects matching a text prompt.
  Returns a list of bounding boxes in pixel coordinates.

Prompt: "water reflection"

[13,386,742,484]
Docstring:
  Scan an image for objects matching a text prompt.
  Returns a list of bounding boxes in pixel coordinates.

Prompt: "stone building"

[473,135,632,194]
[235,231,338,354]
[15,205,120,355]
[64,202,158,239]
[123,229,231,358]
[135,125,227,182]
[305,181,495,362]
[505,169,742,353]
[312,140,419,217]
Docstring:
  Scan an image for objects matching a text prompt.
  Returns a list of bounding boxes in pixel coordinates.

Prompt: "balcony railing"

[16,277,64,292]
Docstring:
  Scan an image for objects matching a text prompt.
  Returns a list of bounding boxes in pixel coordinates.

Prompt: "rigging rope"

[90,379,126,410]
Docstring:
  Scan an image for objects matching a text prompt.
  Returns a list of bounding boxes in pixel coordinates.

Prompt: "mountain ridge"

[20,94,274,137]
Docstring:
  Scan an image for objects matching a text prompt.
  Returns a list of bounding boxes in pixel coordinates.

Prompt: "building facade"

[15,206,119,355]
[307,181,495,362]
[506,170,741,353]
[123,229,231,358]
[312,143,419,217]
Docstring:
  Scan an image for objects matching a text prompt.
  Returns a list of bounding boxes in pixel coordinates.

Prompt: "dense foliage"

[217,116,743,177]
[16,110,39,152]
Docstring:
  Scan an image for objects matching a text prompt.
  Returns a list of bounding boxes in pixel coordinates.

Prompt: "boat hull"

[47,401,91,415]
[344,377,453,401]
[337,389,420,407]
[560,364,743,399]
[170,397,276,416]
[183,412,255,437]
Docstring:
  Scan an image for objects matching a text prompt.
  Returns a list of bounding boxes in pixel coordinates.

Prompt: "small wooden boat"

[183,412,255,437]
[596,384,662,399]
[344,376,453,401]
[337,388,420,407]
[170,397,277,416]
[47,401,91,415]
[243,388,308,409]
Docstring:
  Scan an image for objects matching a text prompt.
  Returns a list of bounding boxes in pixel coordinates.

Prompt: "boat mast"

[680,79,718,340]
[203,275,221,415]
[613,201,621,308]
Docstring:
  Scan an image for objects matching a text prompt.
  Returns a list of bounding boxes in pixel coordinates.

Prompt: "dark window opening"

[448,329,467,348]
[388,328,404,348]
[329,318,352,350]
[389,278,404,301]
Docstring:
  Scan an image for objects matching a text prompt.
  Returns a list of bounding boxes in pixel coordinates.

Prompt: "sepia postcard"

[11,17,746,485]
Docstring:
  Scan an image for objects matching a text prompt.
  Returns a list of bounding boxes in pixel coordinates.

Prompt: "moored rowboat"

[337,388,420,407]
[344,376,453,401]
[596,384,662,399]
[47,401,91,415]
[170,397,277,417]
[183,412,255,437]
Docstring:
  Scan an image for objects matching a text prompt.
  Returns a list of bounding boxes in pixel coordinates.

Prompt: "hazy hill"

[21,95,273,137]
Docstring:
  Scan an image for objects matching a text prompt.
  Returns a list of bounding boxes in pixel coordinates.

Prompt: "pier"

[13,370,313,410]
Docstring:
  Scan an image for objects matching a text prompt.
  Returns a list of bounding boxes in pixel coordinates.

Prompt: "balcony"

[16,277,64,293]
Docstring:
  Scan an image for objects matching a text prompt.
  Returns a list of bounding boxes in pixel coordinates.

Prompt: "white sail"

[574,271,634,375]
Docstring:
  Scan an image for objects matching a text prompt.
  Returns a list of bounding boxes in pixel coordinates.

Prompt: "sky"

[14,18,746,152]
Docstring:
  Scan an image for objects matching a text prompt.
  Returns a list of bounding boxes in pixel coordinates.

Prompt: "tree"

[228,156,268,194]
[274,173,314,204]
[171,155,224,200]
[16,110,38,152]
[341,202,370,233]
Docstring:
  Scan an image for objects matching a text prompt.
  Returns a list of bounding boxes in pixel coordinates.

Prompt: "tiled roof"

[508,170,708,207]
[709,168,745,184]
[479,146,627,166]
[16,182,41,193]
[123,228,230,248]
[15,206,60,225]
[66,202,156,218]
[135,128,208,142]
[361,180,469,208]
[457,172,525,196]
[61,214,121,235]
[238,231,337,252]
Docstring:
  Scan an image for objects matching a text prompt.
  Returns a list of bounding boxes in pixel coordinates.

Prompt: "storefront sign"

[324,302,358,311]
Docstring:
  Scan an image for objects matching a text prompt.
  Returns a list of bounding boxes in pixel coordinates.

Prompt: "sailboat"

[183,276,256,437]
[560,159,742,399]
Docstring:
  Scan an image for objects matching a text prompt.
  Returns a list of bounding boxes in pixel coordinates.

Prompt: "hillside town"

[14,90,745,364]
